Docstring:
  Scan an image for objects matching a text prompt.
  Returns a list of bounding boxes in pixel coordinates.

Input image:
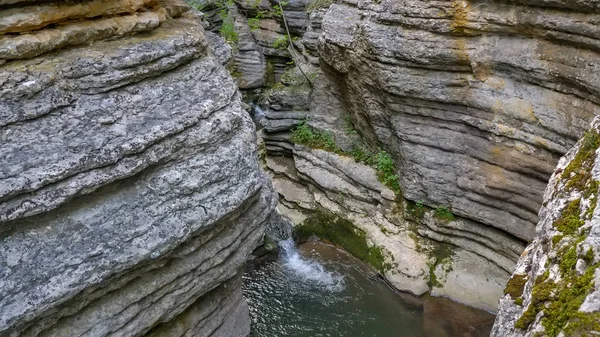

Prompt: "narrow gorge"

[1,0,599,336]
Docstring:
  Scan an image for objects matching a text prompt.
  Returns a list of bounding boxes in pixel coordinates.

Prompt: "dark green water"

[243,240,495,337]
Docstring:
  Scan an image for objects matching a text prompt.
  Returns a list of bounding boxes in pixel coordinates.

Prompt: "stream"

[243,239,495,337]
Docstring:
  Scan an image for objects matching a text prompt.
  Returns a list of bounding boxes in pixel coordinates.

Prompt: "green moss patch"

[554,199,585,235]
[560,130,600,194]
[425,242,454,289]
[294,210,390,273]
[514,129,600,335]
[434,206,455,222]
[505,274,528,304]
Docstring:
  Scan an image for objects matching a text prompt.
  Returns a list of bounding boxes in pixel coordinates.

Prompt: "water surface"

[243,240,495,337]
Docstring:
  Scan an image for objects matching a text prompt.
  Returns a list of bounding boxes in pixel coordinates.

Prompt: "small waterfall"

[278,238,345,292]
[249,103,264,125]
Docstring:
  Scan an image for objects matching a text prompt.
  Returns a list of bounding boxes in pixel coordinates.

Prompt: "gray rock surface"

[0,3,277,337]
[492,117,600,336]
[319,0,600,242]
[209,0,600,316]
[265,146,521,311]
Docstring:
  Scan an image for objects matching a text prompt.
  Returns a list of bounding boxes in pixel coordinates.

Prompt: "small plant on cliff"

[434,206,455,221]
[376,151,401,194]
[409,200,426,218]
[273,35,289,50]
[343,116,358,135]
[248,17,261,31]
[291,122,340,153]
[349,144,375,166]
[187,0,238,44]
[219,10,238,44]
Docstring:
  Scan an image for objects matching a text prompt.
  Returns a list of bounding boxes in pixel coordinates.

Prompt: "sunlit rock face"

[305,0,600,309]
[319,0,600,243]
[0,1,277,336]
[200,0,600,313]
[492,117,600,337]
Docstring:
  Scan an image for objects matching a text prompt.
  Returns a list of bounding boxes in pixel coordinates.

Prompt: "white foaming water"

[278,239,345,292]
[249,103,264,124]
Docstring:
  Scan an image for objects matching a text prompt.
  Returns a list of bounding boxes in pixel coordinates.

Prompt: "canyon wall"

[319,0,600,243]
[0,1,278,336]
[312,0,600,310]
[220,0,600,311]
[492,117,600,337]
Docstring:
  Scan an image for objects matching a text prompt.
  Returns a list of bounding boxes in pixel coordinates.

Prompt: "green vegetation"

[219,10,238,44]
[273,35,290,50]
[560,130,600,194]
[343,116,358,135]
[552,234,564,245]
[407,200,426,218]
[554,199,584,235]
[247,0,289,31]
[290,121,402,195]
[425,243,454,289]
[294,210,391,273]
[248,17,261,31]
[291,122,340,153]
[406,199,456,223]
[515,260,600,336]
[376,151,401,195]
[435,206,455,222]
[504,274,528,305]
[515,271,551,330]
[514,129,600,336]
[185,0,238,44]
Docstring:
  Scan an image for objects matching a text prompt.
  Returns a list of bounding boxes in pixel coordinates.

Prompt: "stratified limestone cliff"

[319,0,600,243]
[208,0,600,312]
[0,1,277,336]
[492,117,600,337]
[307,0,599,310]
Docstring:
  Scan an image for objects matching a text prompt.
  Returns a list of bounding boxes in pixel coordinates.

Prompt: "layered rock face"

[212,0,600,313]
[300,0,599,310]
[492,117,600,336]
[0,1,277,336]
[319,0,600,243]
[206,0,318,89]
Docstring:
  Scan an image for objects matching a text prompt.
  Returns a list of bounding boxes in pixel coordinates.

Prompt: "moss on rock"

[504,273,528,303]
[294,210,390,273]
[514,128,600,336]
[554,199,585,235]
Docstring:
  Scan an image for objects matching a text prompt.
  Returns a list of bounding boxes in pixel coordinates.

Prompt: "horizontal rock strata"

[319,0,600,242]
[0,3,276,337]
